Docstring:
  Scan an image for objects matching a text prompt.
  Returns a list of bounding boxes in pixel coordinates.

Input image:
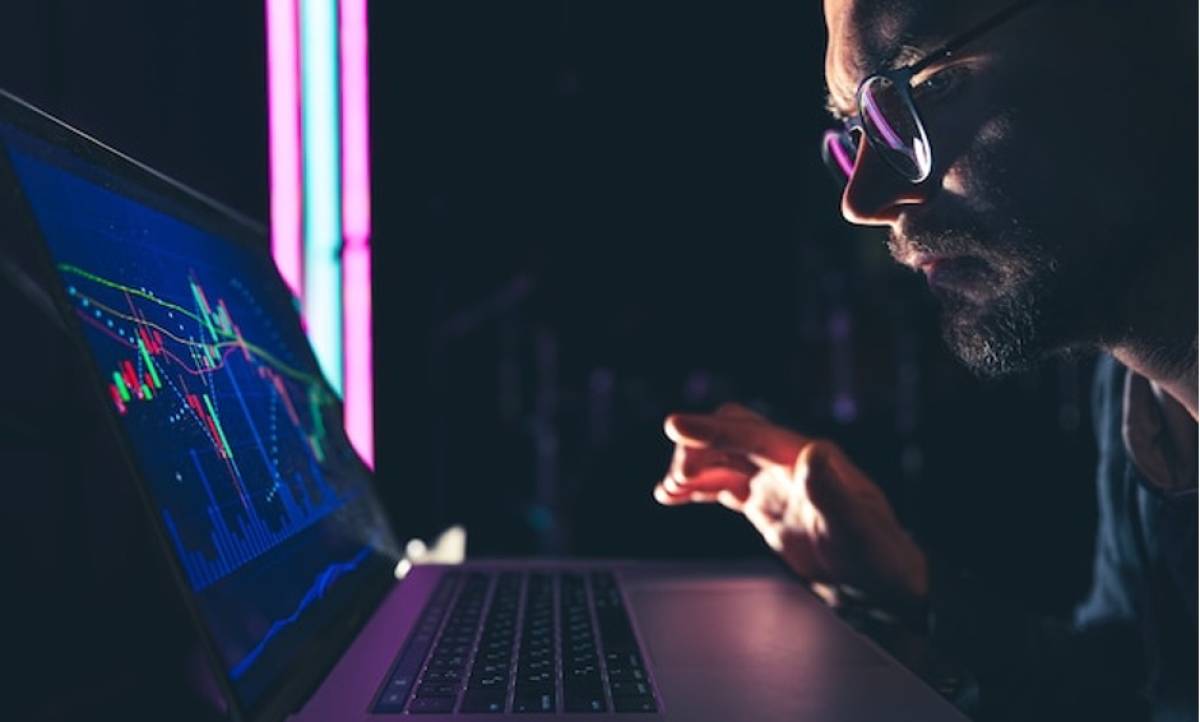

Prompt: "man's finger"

[716,488,748,511]
[653,483,690,505]
[656,460,752,501]
[664,465,749,495]
[653,482,726,506]
[664,413,807,467]
[677,446,757,479]
[714,402,764,421]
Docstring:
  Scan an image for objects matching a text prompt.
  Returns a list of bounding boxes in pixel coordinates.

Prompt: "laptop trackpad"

[627,576,964,721]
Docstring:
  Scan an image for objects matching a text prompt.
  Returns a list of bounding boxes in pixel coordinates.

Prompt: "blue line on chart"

[230,546,373,679]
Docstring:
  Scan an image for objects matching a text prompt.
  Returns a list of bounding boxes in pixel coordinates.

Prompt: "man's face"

[823,0,1169,376]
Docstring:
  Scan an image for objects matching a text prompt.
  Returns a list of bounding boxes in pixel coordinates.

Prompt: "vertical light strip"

[300,0,343,395]
[265,0,303,298]
[339,0,371,245]
[342,248,373,465]
[339,0,374,466]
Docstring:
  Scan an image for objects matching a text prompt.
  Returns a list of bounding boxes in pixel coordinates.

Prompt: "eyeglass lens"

[821,75,934,187]
[858,75,931,182]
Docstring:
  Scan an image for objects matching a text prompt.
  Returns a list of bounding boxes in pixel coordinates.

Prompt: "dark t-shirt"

[928,355,1197,721]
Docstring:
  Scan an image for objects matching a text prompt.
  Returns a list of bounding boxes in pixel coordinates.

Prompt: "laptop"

[0,88,965,722]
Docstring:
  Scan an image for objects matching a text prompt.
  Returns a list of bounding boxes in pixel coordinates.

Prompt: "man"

[654,1,1197,720]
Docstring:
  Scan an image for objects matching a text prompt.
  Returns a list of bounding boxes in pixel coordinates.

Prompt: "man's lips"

[900,252,956,275]
[905,253,991,295]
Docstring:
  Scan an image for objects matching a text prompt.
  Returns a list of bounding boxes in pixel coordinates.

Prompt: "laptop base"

[292,560,967,721]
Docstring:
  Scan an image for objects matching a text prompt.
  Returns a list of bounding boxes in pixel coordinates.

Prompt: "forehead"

[822,0,1004,116]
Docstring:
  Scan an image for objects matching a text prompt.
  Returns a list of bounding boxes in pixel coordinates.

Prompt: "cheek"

[937,111,1070,276]
[940,112,1018,214]
[1013,73,1145,224]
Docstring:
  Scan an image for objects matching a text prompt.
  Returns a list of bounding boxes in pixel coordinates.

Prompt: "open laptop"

[0,89,965,722]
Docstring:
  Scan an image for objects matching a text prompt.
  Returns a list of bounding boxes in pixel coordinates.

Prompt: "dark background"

[0,1,1100,716]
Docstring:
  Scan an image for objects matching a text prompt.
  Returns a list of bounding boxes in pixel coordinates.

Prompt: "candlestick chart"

[5,128,391,706]
[61,261,346,591]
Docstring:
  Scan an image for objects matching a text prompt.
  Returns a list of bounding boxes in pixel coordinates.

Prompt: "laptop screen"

[0,116,396,712]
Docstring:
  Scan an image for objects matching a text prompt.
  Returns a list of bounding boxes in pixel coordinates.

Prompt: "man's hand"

[654,403,928,609]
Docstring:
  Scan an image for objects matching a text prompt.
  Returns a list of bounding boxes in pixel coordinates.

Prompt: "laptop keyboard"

[373,570,658,715]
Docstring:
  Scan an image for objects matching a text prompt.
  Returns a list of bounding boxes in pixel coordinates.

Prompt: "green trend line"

[66,262,338,491]
[60,263,199,320]
[61,263,331,394]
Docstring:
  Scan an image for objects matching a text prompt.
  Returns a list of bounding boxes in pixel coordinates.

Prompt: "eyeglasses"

[822,0,1039,187]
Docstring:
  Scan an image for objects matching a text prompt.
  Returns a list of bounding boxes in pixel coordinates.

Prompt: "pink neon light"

[340,0,371,241]
[342,246,374,467]
[340,0,374,467]
[266,0,304,298]
[267,0,304,297]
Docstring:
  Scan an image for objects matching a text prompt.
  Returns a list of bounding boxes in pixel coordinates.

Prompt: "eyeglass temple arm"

[910,0,1040,75]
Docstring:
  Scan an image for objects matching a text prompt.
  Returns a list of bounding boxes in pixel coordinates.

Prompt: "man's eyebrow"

[886,43,929,71]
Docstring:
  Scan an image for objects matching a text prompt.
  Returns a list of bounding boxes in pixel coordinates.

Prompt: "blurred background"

[0,0,1098,645]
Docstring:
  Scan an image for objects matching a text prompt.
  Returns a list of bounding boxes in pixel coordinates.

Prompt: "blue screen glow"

[1,124,394,709]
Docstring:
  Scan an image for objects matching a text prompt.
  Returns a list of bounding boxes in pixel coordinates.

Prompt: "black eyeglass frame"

[824,0,1040,186]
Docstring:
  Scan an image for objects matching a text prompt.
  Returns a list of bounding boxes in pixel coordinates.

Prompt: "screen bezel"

[0,88,398,722]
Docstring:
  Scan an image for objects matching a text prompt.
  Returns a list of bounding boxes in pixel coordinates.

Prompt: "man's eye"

[915,67,966,103]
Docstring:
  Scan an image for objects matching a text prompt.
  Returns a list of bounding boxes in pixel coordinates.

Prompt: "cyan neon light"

[300,0,343,395]
[339,0,374,467]
[265,0,304,299]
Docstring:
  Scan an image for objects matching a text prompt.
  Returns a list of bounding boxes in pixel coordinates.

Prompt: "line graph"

[62,263,345,591]
[2,130,393,708]
[61,263,327,387]
[229,546,372,679]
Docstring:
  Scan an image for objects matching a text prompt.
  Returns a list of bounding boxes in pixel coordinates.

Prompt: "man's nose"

[840,135,931,227]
